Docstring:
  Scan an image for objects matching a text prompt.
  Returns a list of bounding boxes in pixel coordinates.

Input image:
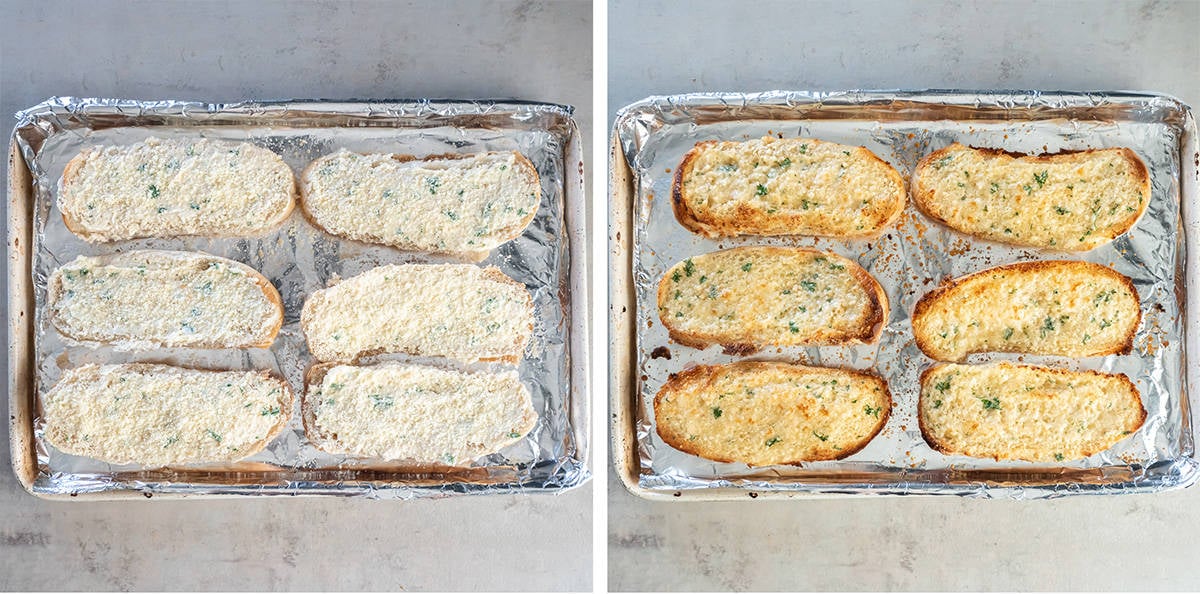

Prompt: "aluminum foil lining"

[13,97,589,498]
[616,90,1199,498]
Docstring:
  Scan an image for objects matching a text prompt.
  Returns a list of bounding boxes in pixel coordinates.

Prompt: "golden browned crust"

[46,250,284,350]
[672,138,907,239]
[297,150,539,263]
[916,363,1147,460]
[911,143,1150,251]
[654,361,892,465]
[911,259,1140,361]
[657,246,889,351]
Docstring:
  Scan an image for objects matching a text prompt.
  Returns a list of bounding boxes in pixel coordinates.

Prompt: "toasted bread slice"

[48,250,283,350]
[918,362,1145,462]
[912,260,1140,362]
[42,363,292,466]
[303,362,536,464]
[654,361,891,465]
[672,136,906,238]
[299,150,540,261]
[657,247,887,352]
[912,143,1149,250]
[300,264,533,363]
[58,137,296,241]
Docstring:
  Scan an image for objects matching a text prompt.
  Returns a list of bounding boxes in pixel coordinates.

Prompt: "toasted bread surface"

[42,363,292,466]
[912,260,1140,361]
[673,136,906,238]
[299,150,540,261]
[912,143,1149,250]
[58,137,296,241]
[301,264,533,363]
[918,362,1145,461]
[48,250,283,350]
[657,246,887,351]
[303,362,536,464]
[654,361,891,465]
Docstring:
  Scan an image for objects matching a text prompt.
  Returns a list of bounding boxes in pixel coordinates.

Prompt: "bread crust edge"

[653,361,893,466]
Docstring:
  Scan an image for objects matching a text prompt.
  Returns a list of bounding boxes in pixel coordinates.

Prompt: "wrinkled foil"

[615,91,1198,498]
[12,97,589,498]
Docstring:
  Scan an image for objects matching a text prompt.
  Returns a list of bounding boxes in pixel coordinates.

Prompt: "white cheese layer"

[49,250,281,349]
[301,264,534,363]
[300,150,540,257]
[42,364,291,466]
[308,363,536,464]
[58,137,295,241]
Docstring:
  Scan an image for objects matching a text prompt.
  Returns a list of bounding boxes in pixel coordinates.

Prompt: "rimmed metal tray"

[9,97,589,499]
[610,90,1198,500]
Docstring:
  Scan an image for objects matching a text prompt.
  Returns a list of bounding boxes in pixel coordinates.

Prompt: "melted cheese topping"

[655,362,889,465]
[308,363,536,464]
[679,136,904,236]
[301,264,533,363]
[919,363,1144,461]
[42,364,290,466]
[49,251,281,349]
[914,261,1139,361]
[657,247,883,347]
[300,150,540,257]
[915,144,1148,250]
[58,137,295,241]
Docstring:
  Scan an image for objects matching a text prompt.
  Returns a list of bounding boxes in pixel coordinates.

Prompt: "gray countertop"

[0,1,592,591]
[608,0,1200,591]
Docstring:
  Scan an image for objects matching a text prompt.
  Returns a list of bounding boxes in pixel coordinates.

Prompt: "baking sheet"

[9,97,589,498]
[611,90,1199,499]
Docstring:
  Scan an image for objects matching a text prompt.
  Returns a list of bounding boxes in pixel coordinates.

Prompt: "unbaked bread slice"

[42,363,292,466]
[58,137,296,241]
[673,136,906,238]
[655,361,891,465]
[48,250,283,350]
[301,263,534,363]
[918,362,1145,462]
[656,246,887,353]
[303,362,536,464]
[912,143,1150,250]
[912,260,1140,362]
[299,149,540,261]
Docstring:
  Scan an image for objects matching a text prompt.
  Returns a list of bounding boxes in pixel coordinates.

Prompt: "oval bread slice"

[655,362,891,465]
[304,362,537,464]
[912,260,1140,362]
[673,136,906,238]
[42,363,293,466]
[301,263,534,363]
[299,150,540,261]
[59,137,296,241]
[912,143,1150,250]
[656,247,888,352]
[48,250,283,350]
[918,362,1145,462]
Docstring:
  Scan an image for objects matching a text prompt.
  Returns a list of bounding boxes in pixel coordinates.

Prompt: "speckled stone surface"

[609,0,1200,591]
[0,1,591,591]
